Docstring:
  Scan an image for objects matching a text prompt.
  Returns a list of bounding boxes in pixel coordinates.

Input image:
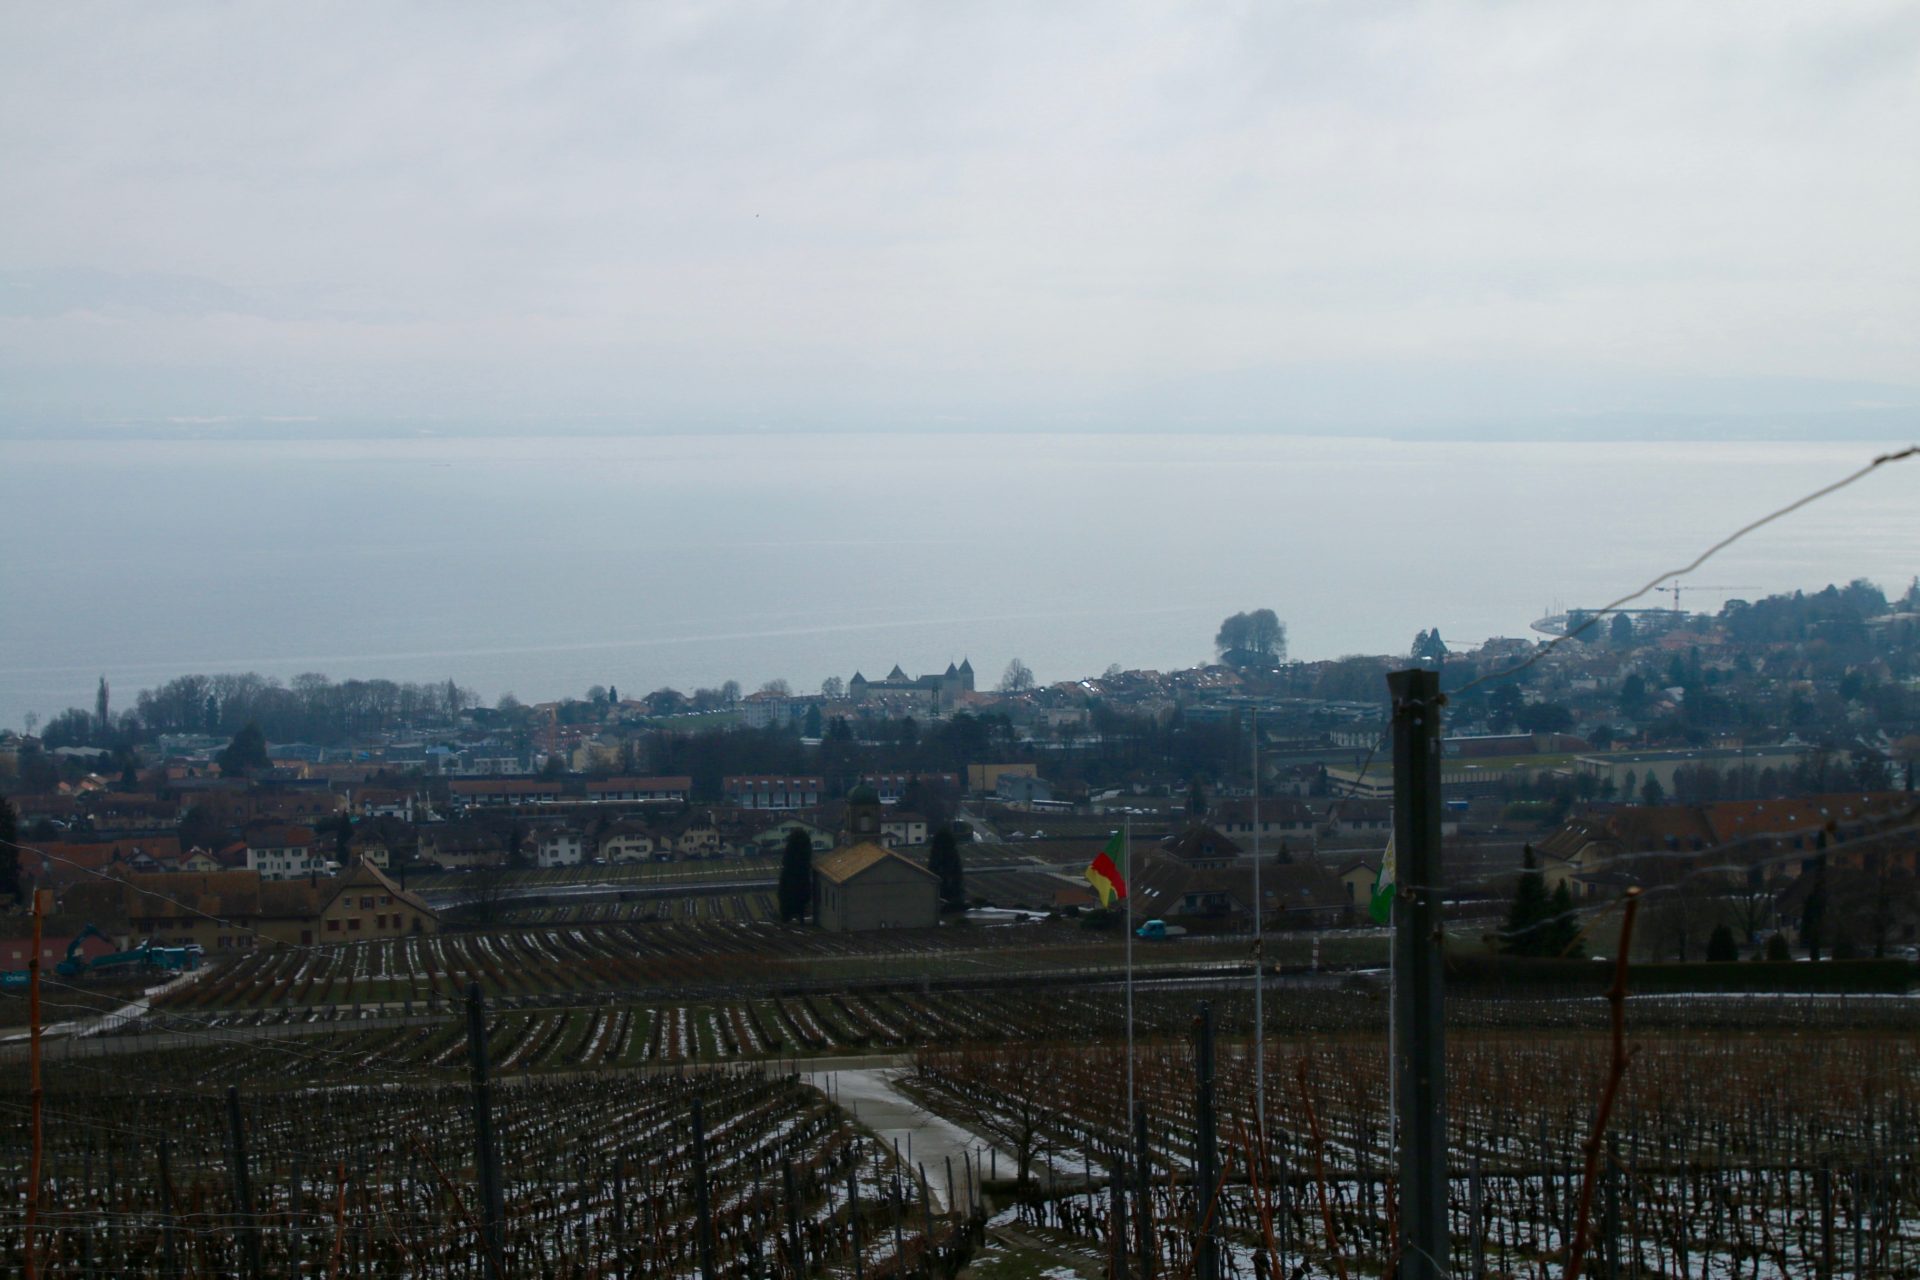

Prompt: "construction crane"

[1666,582,1760,613]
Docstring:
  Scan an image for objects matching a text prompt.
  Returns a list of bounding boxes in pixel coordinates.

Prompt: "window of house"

[326,919,341,932]
[361,896,373,909]
[381,895,392,905]
[349,918,362,931]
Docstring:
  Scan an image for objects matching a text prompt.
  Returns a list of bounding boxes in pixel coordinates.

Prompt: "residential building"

[244,825,324,881]
[724,776,824,810]
[535,825,586,868]
[585,776,691,804]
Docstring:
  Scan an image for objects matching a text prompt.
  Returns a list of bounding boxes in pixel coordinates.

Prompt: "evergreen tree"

[1544,881,1582,958]
[217,723,270,777]
[0,797,18,905]
[1764,932,1791,962]
[928,827,965,910]
[778,828,813,922]
[1706,923,1738,962]
[1501,845,1551,956]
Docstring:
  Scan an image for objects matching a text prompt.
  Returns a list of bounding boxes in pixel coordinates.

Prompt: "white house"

[535,826,586,868]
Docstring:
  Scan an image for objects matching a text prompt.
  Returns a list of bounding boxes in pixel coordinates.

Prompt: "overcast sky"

[3,2,1918,434]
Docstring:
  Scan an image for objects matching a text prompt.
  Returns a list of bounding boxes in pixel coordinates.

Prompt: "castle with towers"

[846,659,974,712]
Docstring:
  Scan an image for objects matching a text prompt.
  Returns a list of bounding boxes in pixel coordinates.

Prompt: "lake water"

[3,433,1914,730]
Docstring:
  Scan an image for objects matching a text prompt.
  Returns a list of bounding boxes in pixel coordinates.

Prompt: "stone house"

[813,842,939,932]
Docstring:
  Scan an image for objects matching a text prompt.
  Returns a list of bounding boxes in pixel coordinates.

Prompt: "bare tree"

[999,659,1035,693]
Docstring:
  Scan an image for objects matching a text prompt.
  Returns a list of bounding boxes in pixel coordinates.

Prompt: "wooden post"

[692,1099,718,1280]
[1193,1001,1218,1280]
[466,982,507,1279]
[158,1137,180,1280]
[226,1085,265,1280]
[785,1157,804,1277]
[1389,667,1449,1280]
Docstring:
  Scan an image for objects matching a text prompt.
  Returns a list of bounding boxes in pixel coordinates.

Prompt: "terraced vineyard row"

[151,918,1178,1011]
[2,1064,973,1277]
[912,1030,1920,1277]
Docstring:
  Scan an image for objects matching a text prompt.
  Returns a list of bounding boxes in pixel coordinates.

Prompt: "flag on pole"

[1368,832,1396,924]
[1085,831,1128,907]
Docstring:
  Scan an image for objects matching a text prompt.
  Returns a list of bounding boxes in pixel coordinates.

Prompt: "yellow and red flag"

[1084,830,1128,907]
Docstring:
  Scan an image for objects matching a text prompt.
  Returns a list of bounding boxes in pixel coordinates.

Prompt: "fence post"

[226,1085,265,1280]
[1193,1001,1218,1280]
[1111,1154,1130,1280]
[1389,666,1449,1280]
[785,1156,804,1276]
[466,981,507,1280]
[691,1099,719,1280]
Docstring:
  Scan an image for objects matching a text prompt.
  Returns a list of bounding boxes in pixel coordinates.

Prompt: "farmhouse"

[72,859,438,951]
[812,842,939,932]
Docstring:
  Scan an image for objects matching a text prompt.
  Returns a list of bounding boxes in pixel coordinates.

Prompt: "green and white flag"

[1368,833,1395,925]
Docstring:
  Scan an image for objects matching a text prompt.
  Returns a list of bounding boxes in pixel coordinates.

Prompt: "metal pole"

[1388,667,1448,1280]
[24,888,48,1280]
[466,981,507,1279]
[1193,1002,1219,1280]
[1125,815,1135,1128]
[1134,1100,1154,1280]
[1251,709,1264,1150]
[1111,1155,1130,1280]
[226,1085,265,1280]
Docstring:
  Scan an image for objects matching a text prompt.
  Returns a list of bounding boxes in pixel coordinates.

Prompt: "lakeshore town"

[2,579,1917,966]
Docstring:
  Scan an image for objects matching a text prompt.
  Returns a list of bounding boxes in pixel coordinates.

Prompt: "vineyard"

[2,1062,977,1277]
[135,919,1168,1012]
[5,964,1920,1276]
[912,1029,1920,1277]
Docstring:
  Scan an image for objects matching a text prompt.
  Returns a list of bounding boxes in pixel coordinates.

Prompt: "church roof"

[886,665,909,681]
[814,841,936,885]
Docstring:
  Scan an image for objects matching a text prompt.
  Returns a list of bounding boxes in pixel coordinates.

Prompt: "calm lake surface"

[4,433,1915,729]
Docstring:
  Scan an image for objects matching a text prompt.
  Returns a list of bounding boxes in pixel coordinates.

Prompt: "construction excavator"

[1,925,203,988]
